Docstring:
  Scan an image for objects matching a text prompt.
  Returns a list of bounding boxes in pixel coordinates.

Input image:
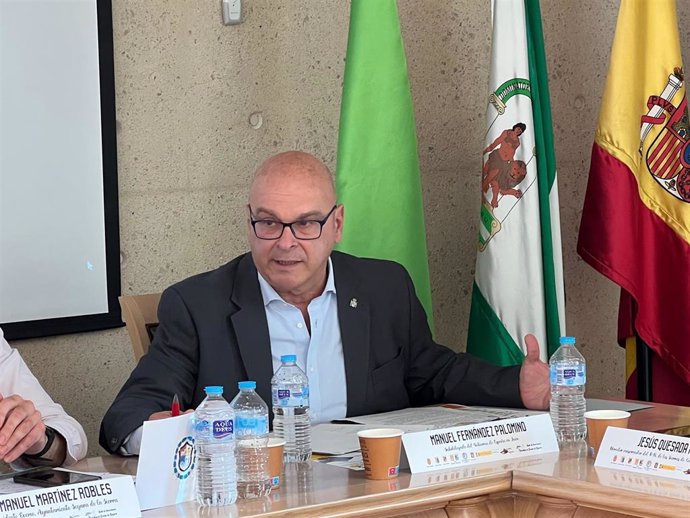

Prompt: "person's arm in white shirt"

[0,329,87,466]
[120,426,143,456]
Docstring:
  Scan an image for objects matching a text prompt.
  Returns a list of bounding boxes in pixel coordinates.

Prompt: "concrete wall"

[11,0,690,456]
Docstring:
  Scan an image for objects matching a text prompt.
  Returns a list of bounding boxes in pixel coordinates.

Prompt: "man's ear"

[334,204,345,242]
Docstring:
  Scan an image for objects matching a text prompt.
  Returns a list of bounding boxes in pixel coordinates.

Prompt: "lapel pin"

[349,298,358,308]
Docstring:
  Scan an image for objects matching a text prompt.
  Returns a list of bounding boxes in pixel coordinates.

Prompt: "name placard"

[0,474,140,518]
[595,427,690,481]
[136,413,196,510]
[402,414,558,473]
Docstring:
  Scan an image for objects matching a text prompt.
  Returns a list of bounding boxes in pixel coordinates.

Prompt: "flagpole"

[635,334,653,401]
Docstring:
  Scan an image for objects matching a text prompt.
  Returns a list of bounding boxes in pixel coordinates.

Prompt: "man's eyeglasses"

[249,205,337,240]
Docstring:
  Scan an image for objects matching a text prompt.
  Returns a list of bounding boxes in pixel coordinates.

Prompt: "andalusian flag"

[335,0,433,326]
[467,0,565,365]
[578,0,690,405]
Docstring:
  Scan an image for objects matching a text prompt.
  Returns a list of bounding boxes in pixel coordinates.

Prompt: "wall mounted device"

[222,0,242,25]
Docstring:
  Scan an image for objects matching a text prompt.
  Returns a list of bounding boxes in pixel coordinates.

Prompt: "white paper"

[402,414,559,473]
[312,423,429,455]
[595,427,690,482]
[315,452,365,471]
[312,424,368,455]
[135,413,196,510]
[313,405,545,456]
[586,398,652,413]
[344,404,544,429]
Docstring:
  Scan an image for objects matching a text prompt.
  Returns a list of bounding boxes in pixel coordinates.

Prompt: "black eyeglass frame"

[249,204,338,240]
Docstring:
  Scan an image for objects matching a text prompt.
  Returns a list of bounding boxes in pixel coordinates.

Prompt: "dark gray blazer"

[100,251,522,453]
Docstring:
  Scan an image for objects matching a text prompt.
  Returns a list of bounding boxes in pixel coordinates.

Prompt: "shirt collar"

[257,256,336,307]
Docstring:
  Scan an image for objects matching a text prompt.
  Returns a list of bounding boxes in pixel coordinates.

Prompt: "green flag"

[467,0,565,365]
[335,0,433,327]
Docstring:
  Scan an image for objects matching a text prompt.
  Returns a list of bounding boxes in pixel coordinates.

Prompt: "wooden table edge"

[246,472,512,518]
[512,469,689,518]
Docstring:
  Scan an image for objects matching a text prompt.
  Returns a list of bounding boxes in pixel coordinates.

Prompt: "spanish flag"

[577,0,690,404]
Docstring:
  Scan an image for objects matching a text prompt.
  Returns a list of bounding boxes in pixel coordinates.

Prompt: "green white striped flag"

[467,0,565,365]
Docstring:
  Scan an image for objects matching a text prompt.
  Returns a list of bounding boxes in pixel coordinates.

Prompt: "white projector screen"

[0,0,121,339]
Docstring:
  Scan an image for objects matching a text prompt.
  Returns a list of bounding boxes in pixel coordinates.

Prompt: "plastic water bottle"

[271,355,312,462]
[193,386,237,506]
[549,336,587,444]
[230,381,271,499]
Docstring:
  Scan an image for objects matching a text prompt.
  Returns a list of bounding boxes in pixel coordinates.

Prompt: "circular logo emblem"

[173,435,196,480]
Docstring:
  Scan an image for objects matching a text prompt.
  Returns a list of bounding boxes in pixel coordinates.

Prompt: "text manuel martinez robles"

[0,481,114,513]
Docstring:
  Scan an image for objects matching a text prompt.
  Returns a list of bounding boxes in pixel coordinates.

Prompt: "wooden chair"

[119,293,162,361]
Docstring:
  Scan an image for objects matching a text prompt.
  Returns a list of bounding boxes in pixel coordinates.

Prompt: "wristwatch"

[23,426,57,459]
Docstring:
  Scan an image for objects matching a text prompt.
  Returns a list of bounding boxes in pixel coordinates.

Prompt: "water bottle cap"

[204,385,223,394]
[560,336,576,345]
[280,354,297,363]
[238,381,256,390]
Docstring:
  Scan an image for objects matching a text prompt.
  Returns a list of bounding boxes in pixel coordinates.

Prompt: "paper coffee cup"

[584,410,631,458]
[357,428,403,480]
[267,437,286,487]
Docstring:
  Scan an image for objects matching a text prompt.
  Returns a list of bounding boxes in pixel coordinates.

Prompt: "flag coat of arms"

[577,0,690,404]
[467,0,565,365]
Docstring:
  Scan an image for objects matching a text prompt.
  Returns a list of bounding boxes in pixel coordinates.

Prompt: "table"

[75,402,690,517]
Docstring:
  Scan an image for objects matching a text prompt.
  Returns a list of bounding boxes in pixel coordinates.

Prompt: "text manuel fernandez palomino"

[429,421,528,446]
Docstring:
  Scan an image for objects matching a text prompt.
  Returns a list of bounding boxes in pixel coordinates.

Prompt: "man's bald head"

[249,151,336,205]
[246,151,344,306]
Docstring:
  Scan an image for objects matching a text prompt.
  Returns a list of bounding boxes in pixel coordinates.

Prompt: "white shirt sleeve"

[0,328,87,465]
[119,426,143,456]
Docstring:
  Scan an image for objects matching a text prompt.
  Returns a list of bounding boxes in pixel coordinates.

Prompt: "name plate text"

[402,413,558,473]
[595,427,690,481]
[0,474,140,518]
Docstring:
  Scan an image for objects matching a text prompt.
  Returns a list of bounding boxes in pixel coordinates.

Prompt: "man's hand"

[519,334,550,410]
[0,394,47,463]
[148,409,193,421]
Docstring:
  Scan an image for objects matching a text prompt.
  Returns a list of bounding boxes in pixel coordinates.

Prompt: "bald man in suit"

[101,151,549,454]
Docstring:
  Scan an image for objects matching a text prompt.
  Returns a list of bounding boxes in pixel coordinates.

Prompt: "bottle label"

[212,419,233,439]
[194,418,209,435]
[550,365,586,386]
[235,415,269,435]
[272,387,310,407]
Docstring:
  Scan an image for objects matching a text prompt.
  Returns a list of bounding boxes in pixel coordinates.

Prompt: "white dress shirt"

[258,257,348,423]
[0,328,87,465]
